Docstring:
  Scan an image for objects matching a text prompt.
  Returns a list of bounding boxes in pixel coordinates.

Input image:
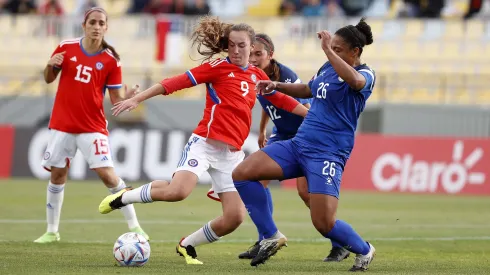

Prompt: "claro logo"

[371,141,485,194]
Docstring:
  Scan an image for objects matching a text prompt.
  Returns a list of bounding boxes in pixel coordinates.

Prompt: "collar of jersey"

[226,57,249,71]
[79,37,105,57]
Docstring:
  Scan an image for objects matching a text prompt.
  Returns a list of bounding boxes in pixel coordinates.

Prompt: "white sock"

[181,221,220,247]
[122,182,153,205]
[46,181,64,233]
[109,178,141,229]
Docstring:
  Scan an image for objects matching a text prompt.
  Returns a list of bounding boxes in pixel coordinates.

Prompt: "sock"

[235,180,277,239]
[181,221,220,247]
[46,182,64,233]
[121,182,153,204]
[257,187,274,240]
[324,220,370,255]
[331,239,343,248]
[109,178,141,229]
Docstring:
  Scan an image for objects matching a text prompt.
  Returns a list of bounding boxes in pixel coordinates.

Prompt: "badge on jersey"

[251,74,257,83]
[96,62,104,70]
[188,159,198,167]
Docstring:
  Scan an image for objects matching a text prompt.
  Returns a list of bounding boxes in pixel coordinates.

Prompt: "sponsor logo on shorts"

[43,152,51,160]
[188,159,198,167]
[101,156,109,161]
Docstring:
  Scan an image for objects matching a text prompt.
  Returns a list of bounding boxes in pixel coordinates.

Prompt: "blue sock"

[324,220,370,255]
[235,180,278,239]
[331,239,343,248]
[257,187,274,240]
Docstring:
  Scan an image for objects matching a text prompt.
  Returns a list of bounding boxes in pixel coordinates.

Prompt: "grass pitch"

[1,179,490,274]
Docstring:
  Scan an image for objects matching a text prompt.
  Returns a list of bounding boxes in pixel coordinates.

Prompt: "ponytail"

[101,39,120,61]
[267,59,281,82]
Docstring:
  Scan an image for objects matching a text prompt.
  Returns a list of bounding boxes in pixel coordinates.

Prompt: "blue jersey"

[257,62,311,138]
[293,62,376,166]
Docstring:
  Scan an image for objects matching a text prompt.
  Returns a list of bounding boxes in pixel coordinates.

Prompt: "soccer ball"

[113,232,151,267]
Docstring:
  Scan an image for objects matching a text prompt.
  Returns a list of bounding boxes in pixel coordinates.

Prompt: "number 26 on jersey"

[316,82,329,99]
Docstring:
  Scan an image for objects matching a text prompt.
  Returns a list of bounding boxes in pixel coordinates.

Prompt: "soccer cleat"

[176,239,203,265]
[323,246,350,262]
[33,232,60,243]
[130,226,150,241]
[250,233,287,266]
[238,241,260,259]
[98,187,131,214]
[349,242,376,272]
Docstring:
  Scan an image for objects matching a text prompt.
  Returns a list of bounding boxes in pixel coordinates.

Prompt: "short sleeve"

[106,60,123,89]
[357,68,376,98]
[50,44,64,70]
[185,59,222,85]
[297,97,311,105]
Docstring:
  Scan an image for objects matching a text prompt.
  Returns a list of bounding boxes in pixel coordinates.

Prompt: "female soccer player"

[98,16,308,265]
[232,18,377,271]
[231,33,350,263]
[34,7,149,243]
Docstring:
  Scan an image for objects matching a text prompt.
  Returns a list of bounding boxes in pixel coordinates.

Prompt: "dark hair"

[83,7,120,61]
[191,16,255,62]
[255,33,280,81]
[334,17,373,56]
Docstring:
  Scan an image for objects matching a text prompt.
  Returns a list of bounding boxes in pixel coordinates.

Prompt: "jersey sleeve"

[357,68,376,99]
[50,44,65,70]
[106,60,123,89]
[185,60,221,86]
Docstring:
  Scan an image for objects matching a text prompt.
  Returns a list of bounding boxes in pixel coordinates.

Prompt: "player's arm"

[259,109,270,135]
[273,82,312,99]
[44,51,65,84]
[321,39,366,91]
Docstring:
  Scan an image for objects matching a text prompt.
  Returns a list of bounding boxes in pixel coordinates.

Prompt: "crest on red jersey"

[96,62,104,70]
[251,74,257,83]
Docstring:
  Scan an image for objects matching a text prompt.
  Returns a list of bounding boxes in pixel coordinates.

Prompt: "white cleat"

[349,242,376,272]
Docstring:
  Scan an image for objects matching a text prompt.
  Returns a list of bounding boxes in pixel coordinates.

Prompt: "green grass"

[1,179,490,274]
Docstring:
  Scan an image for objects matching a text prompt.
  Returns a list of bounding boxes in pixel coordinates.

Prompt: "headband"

[83,7,107,22]
[256,36,273,52]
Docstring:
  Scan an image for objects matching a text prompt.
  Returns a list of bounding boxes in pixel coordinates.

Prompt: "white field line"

[1,237,490,244]
[0,219,490,229]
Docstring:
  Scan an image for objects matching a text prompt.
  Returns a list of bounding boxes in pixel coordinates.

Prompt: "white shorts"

[175,134,245,194]
[41,129,114,171]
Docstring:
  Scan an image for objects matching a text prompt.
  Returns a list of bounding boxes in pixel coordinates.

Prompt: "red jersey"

[48,38,122,136]
[161,57,300,150]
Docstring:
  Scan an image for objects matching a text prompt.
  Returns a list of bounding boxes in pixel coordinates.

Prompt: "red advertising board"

[0,125,14,178]
[282,134,490,195]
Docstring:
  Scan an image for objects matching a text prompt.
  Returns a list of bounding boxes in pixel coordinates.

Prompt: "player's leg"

[233,140,303,266]
[177,148,246,265]
[306,159,375,271]
[35,130,76,243]
[76,132,149,240]
[294,176,350,262]
[99,135,208,213]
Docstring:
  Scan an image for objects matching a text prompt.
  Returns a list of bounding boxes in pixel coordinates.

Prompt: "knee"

[223,209,245,230]
[50,169,68,184]
[232,165,249,182]
[312,216,336,235]
[95,168,118,187]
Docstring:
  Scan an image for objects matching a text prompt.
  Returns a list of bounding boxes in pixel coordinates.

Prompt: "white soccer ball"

[113,232,151,267]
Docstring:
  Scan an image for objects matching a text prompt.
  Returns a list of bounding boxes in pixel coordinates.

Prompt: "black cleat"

[323,246,351,262]
[238,241,260,259]
[250,237,287,267]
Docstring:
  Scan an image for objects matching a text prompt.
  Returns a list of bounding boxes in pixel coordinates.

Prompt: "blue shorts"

[261,139,343,198]
[266,133,294,146]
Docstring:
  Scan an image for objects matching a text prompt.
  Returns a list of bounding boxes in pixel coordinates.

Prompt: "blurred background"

[0,0,489,195]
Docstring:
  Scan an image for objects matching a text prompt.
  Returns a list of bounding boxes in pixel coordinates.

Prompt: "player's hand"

[255,80,278,94]
[111,98,139,116]
[47,51,65,67]
[317,30,333,53]
[258,131,268,149]
[124,84,140,99]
